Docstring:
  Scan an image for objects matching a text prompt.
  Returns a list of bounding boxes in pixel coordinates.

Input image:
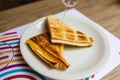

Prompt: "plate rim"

[20,16,110,80]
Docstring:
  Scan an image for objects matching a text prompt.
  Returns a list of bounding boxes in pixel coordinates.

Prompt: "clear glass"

[0,41,14,70]
[61,0,78,8]
[61,0,78,20]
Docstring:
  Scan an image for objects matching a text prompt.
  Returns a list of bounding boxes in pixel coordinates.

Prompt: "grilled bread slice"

[46,15,94,47]
[26,32,70,70]
[30,32,64,58]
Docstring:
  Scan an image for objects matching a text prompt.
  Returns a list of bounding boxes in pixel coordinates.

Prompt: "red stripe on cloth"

[3,38,19,42]
[0,45,19,50]
[0,55,8,60]
[12,45,19,48]
[2,32,17,36]
[0,46,12,50]
[92,75,95,78]
[14,53,22,57]
[0,63,28,71]
[3,74,36,80]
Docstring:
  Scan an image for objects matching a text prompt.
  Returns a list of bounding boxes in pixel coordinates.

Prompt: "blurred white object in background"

[61,0,78,20]
[61,0,78,7]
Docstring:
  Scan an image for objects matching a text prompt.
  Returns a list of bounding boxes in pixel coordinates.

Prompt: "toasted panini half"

[26,32,70,70]
[30,32,64,58]
[46,15,94,47]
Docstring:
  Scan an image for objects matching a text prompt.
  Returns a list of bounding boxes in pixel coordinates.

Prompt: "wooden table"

[0,0,120,80]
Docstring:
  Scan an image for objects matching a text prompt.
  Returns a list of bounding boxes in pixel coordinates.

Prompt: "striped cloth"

[0,32,46,80]
[0,32,93,80]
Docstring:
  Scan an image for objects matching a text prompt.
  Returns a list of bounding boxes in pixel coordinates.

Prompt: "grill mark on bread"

[46,15,94,47]
[27,32,70,70]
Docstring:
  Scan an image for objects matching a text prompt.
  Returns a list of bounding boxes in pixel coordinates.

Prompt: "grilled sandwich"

[26,32,70,70]
[46,15,94,47]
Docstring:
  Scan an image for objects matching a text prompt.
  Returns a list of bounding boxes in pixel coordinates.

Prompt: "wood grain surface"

[102,64,120,80]
[0,0,120,80]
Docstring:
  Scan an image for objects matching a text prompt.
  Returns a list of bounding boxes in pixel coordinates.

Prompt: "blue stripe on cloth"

[0,69,46,80]
[8,41,19,45]
[85,77,90,80]
[0,43,6,46]
[0,41,19,46]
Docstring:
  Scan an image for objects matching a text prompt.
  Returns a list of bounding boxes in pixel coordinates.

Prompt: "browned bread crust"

[26,32,70,70]
[46,15,94,47]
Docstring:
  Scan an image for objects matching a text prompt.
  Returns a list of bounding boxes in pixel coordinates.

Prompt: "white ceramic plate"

[20,14,110,80]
